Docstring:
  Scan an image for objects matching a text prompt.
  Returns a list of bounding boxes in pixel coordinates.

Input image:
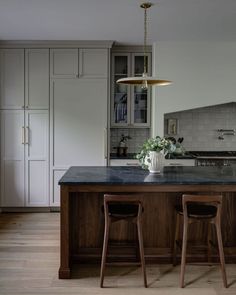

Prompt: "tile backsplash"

[164,102,236,151]
[110,128,150,154]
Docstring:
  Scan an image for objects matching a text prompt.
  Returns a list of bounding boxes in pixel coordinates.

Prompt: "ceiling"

[0,0,236,45]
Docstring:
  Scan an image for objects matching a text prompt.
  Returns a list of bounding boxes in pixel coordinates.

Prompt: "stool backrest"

[103,194,143,218]
[182,194,223,219]
[104,194,142,204]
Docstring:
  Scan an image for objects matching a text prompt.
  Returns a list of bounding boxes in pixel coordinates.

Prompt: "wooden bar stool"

[100,194,147,288]
[173,194,227,288]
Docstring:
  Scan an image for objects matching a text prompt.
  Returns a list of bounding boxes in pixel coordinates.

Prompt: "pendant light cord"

[143,5,148,75]
[116,3,171,87]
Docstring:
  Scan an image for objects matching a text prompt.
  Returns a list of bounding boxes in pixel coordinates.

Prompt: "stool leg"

[215,219,228,288]
[100,216,110,288]
[137,215,147,288]
[207,222,212,265]
[180,216,188,288]
[173,213,180,266]
[135,227,141,261]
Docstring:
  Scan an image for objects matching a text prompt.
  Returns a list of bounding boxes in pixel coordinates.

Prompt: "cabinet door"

[25,49,49,109]
[79,49,108,78]
[111,53,130,126]
[0,49,24,109]
[131,53,151,126]
[52,79,107,166]
[0,110,25,206]
[50,49,78,78]
[25,110,49,206]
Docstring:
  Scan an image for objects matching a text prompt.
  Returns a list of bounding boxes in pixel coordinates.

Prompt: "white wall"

[152,41,236,136]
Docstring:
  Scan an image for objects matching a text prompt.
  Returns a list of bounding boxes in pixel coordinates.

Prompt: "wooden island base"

[59,184,236,279]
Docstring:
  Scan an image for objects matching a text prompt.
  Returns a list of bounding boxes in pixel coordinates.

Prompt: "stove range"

[188,151,236,166]
[189,151,236,158]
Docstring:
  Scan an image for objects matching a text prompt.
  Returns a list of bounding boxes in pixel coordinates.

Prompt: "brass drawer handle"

[21,127,25,144]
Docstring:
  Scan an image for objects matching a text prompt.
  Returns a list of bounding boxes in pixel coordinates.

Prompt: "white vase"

[146,151,165,174]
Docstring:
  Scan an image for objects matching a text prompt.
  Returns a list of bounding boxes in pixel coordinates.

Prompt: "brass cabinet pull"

[25,127,29,144]
[21,127,25,144]
[104,128,107,159]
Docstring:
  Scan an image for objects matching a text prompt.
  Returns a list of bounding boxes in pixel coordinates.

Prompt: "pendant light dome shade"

[116,75,172,86]
[116,3,171,89]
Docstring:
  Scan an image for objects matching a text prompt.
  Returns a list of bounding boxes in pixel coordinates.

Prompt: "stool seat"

[102,204,143,218]
[175,203,217,218]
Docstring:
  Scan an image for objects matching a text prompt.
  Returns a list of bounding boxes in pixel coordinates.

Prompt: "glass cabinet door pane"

[114,80,128,124]
[134,55,148,76]
[113,56,128,124]
[132,55,149,124]
[133,86,148,124]
[115,56,128,75]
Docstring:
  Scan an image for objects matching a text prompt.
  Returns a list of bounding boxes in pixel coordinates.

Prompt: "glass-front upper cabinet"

[111,52,151,127]
[112,54,130,125]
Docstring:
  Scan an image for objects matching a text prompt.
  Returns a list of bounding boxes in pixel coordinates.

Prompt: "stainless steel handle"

[25,127,29,145]
[21,127,25,144]
[104,128,107,159]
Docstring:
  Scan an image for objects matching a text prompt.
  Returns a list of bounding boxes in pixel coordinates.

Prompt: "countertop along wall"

[152,41,236,136]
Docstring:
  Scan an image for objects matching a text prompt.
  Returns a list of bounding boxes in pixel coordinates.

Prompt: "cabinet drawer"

[165,159,196,166]
[110,159,140,166]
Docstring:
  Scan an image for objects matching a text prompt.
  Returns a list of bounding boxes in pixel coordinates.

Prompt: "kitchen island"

[59,165,236,279]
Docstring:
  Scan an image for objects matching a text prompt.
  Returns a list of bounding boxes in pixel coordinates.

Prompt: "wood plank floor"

[0,213,236,295]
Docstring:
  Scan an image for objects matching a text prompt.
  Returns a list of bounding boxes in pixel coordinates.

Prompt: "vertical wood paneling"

[68,191,236,261]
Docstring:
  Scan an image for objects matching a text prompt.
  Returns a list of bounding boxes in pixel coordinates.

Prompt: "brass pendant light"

[116,2,171,89]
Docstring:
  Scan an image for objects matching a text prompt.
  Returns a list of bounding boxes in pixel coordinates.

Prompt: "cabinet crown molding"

[0,40,114,49]
[112,45,152,53]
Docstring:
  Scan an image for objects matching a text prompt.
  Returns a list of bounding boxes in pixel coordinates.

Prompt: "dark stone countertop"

[59,165,236,185]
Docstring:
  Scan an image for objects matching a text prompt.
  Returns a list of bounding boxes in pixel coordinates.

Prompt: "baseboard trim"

[1,207,50,213]
[50,207,60,212]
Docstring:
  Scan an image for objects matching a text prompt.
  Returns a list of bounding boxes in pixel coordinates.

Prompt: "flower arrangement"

[136,136,176,169]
